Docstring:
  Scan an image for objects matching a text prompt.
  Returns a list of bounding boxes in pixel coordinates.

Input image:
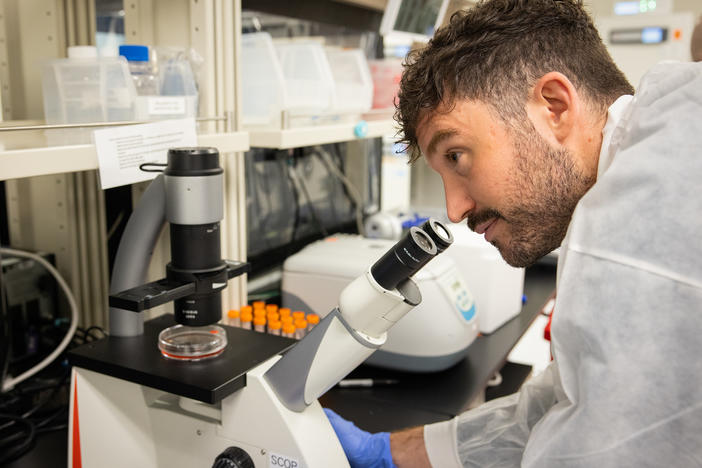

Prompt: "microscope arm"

[109,175,167,337]
[266,226,445,412]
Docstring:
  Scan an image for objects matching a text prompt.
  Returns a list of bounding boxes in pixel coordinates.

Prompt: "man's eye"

[446,152,460,163]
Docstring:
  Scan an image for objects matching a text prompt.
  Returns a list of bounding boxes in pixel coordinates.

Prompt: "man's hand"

[323,408,396,468]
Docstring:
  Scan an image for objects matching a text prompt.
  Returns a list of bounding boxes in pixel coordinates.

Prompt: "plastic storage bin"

[241,32,287,128]
[274,41,336,125]
[42,47,136,124]
[368,58,403,110]
[324,48,373,121]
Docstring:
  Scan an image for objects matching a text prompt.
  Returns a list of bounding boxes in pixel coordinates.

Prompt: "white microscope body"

[68,148,451,468]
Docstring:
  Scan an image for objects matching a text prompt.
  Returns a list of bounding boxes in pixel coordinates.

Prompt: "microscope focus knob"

[212,446,255,468]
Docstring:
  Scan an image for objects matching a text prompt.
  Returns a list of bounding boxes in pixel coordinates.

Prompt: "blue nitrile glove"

[324,408,397,468]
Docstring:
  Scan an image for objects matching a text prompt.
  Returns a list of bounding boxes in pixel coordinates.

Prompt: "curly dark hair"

[396,0,634,161]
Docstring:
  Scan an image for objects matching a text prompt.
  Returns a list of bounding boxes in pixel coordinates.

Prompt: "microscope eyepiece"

[421,218,453,253]
[370,226,438,290]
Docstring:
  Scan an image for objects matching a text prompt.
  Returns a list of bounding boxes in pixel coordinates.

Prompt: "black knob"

[212,446,255,468]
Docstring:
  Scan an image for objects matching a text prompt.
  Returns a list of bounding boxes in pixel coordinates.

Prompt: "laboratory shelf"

[248,118,396,149]
[0,131,250,181]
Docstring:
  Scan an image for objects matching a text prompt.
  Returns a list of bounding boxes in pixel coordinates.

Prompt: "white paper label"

[94,118,197,189]
[147,96,186,115]
[269,452,302,468]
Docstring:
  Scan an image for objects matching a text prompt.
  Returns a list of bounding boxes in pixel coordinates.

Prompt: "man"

[325,0,702,466]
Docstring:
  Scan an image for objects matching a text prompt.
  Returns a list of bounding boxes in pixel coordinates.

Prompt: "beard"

[468,122,596,268]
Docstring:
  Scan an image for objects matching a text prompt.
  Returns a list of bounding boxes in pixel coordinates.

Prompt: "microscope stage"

[68,314,296,404]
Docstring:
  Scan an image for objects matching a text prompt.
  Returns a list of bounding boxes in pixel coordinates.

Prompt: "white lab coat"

[423,61,702,467]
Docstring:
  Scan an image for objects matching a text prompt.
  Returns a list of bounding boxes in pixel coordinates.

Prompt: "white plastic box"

[240,32,287,128]
[274,41,336,126]
[324,48,373,121]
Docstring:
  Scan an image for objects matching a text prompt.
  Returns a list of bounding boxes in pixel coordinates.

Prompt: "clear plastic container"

[241,32,287,128]
[158,324,227,361]
[42,48,136,125]
[325,48,373,120]
[274,41,336,125]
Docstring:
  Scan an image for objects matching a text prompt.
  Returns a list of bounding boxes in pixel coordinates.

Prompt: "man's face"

[416,99,595,267]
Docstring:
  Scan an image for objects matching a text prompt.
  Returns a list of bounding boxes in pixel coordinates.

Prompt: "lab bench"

[7,263,555,467]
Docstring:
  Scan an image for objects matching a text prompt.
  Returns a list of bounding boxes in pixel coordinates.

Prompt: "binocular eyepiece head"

[370,218,453,291]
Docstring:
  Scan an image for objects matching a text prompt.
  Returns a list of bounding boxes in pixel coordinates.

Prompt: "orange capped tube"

[252,301,265,310]
[267,312,280,323]
[268,320,282,336]
[292,311,306,321]
[294,319,308,339]
[227,309,241,327]
[266,304,279,314]
[241,305,253,316]
[279,308,292,318]
[253,316,266,333]
[281,315,294,326]
[240,311,253,330]
[306,313,320,331]
[282,323,296,338]
[253,308,266,318]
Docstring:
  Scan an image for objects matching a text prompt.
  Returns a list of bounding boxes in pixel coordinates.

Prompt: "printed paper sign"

[94,118,197,189]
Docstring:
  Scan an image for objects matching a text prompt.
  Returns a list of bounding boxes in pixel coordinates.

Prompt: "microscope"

[67,147,453,467]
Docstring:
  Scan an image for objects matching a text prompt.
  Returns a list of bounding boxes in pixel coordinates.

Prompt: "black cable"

[0,413,36,464]
[83,325,106,341]
[286,151,302,242]
[293,163,329,238]
[0,248,9,397]
[315,150,357,229]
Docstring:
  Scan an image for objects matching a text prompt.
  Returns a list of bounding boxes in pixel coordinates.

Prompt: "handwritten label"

[94,118,196,189]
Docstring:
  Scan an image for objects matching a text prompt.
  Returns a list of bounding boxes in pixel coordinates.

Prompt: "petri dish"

[158,324,228,361]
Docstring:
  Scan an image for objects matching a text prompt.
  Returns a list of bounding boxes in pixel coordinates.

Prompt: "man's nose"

[444,179,474,223]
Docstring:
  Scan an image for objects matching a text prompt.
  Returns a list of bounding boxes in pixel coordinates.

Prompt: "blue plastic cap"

[119,44,149,62]
[354,120,369,138]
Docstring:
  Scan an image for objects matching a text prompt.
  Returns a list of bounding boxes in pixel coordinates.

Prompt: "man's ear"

[526,72,579,145]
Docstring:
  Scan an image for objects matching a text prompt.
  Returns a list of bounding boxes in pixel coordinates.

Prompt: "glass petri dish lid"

[158,324,228,361]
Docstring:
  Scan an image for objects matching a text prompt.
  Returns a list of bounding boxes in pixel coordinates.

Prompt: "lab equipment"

[597,12,695,87]
[365,210,525,334]
[157,324,228,361]
[68,147,451,465]
[380,0,450,43]
[281,231,479,372]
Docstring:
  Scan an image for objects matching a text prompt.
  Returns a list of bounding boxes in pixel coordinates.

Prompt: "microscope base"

[68,356,349,468]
